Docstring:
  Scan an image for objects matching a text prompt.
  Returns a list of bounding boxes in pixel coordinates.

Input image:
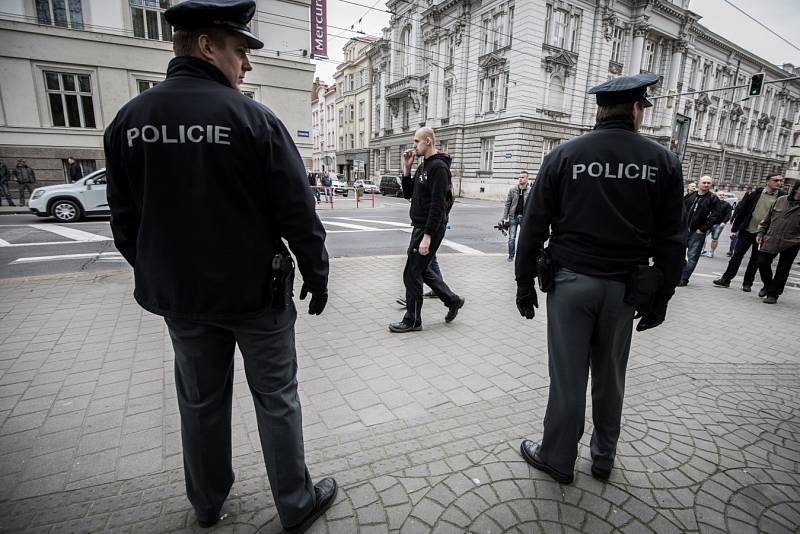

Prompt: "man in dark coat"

[67,157,83,182]
[14,159,36,205]
[756,181,800,303]
[104,1,336,531]
[515,73,685,484]
[0,160,15,206]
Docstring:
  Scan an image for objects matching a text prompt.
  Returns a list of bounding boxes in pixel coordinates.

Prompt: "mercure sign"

[311,0,328,59]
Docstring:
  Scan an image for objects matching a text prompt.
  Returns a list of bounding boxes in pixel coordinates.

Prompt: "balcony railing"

[386,75,423,99]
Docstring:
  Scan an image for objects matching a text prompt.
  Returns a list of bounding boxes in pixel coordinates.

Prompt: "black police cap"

[588,73,659,108]
[165,0,264,50]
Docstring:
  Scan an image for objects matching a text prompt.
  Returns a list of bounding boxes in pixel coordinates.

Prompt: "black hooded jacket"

[516,119,686,293]
[402,152,452,234]
[104,57,328,320]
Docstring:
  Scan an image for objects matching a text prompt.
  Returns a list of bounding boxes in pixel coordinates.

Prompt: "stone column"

[667,40,687,92]
[628,23,649,75]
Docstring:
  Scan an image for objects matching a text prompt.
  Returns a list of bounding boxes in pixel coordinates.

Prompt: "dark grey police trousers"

[537,269,635,474]
[165,302,315,527]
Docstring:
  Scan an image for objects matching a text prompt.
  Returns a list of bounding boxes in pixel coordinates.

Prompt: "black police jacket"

[401,152,452,234]
[516,119,686,292]
[104,56,328,320]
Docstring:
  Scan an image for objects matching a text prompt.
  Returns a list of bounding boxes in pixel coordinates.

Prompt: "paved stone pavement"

[0,255,798,533]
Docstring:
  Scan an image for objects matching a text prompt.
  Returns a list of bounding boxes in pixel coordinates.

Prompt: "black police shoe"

[519,440,574,484]
[445,296,465,323]
[712,278,730,288]
[591,464,612,480]
[284,478,338,533]
[389,320,422,333]
[763,295,778,304]
[758,287,768,298]
[197,515,220,529]
[742,284,752,292]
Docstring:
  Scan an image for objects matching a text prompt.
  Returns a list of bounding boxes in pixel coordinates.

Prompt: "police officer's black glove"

[300,284,328,315]
[516,284,538,319]
[635,295,669,332]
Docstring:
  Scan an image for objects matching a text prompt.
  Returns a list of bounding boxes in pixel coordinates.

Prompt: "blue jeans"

[681,231,705,281]
[507,214,523,258]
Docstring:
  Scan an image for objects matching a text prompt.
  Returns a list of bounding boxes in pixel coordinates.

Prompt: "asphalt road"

[2,198,798,289]
[0,198,507,279]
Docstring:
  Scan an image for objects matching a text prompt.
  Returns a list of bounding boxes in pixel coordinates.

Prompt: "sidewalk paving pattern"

[0,255,798,533]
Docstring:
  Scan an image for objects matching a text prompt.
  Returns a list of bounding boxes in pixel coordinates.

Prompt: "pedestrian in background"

[308,172,320,202]
[320,171,332,202]
[678,175,720,285]
[501,170,532,262]
[13,159,36,205]
[389,126,464,333]
[755,181,800,304]
[0,160,15,206]
[515,73,685,484]
[702,191,732,258]
[714,173,784,292]
[104,1,336,531]
[67,156,83,182]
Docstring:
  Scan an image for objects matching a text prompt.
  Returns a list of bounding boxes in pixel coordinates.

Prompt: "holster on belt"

[624,265,664,308]
[270,244,295,310]
[536,248,556,293]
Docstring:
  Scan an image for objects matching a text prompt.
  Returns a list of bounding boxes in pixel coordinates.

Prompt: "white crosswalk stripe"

[325,217,485,255]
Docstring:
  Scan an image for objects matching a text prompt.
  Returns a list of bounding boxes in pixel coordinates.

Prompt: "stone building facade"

[334,36,378,181]
[0,0,315,187]
[367,0,800,199]
[311,81,338,173]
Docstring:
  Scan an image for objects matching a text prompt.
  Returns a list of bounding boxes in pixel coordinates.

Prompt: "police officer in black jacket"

[104,1,335,531]
[515,73,686,483]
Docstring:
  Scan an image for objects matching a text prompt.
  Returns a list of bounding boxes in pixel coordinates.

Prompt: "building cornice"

[0,19,315,72]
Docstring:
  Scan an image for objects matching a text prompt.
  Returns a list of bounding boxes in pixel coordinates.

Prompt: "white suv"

[28,168,109,223]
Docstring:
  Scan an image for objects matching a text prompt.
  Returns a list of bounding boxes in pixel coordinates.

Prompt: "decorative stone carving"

[602,9,618,41]
[608,60,623,75]
[695,93,712,112]
[453,14,467,46]
[541,47,577,77]
[758,114,771,129]
[673,39,688,53]
[729,103,744,120]
[633,22,650,38]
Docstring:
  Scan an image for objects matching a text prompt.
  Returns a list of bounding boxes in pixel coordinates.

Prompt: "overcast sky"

[310,0,800,84]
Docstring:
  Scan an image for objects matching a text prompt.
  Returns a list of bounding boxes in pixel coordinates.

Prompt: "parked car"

[331,175,348,196]
[378,175,403,197]
[720,192,738,208]
[353,179,379,194]
[28,169,109,223]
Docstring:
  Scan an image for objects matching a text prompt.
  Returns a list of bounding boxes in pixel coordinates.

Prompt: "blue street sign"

[297,130,310,138]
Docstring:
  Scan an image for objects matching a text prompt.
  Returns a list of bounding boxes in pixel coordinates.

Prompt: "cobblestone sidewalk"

[0,256,798,533]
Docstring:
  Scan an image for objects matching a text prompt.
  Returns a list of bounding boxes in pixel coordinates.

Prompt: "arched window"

[547,75,564,110]
[400,26,412,76]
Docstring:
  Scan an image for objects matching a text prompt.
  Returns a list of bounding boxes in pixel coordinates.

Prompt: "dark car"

[379,175,402,197]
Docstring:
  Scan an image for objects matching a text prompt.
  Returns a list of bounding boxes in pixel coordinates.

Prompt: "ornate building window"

[480,138,495,171]
[643,40,656,73]
[400,26,412,77]
[544,3,581,52]
[547,75,565,110]
[131,0,172,41]
[507,6,515,47]
[44,70,96,128]
[36,0,83,29]
[610,26,624,63]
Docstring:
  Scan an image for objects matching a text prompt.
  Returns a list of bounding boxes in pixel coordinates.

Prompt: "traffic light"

[749,73,765,96]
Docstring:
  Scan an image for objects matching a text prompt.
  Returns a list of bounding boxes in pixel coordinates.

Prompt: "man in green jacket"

[756,181,800,304]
